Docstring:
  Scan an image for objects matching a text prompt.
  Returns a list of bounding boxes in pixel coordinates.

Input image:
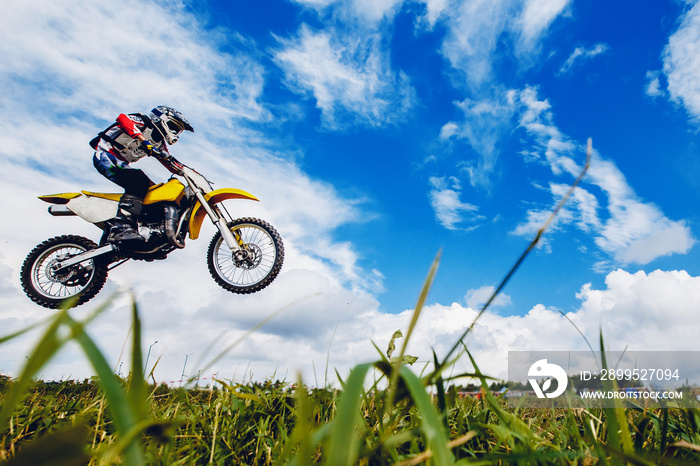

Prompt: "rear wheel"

[20,235,108,309]
[207,218,284,294]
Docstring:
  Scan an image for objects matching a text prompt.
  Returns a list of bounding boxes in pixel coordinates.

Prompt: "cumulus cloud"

[513,87,695,266]
[309,267,700,383]
[409,268,700,381]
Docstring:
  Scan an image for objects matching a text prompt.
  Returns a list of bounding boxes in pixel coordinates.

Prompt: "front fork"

[192,190,244,255]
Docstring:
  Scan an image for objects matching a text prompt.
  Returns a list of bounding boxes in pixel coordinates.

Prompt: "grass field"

[1,353,699,465]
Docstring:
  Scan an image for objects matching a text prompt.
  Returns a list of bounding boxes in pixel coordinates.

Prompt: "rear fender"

[39,193,82,204]
[188,188,259,240]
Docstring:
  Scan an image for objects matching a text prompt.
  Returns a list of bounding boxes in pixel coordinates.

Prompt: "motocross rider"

[91,106,194,243]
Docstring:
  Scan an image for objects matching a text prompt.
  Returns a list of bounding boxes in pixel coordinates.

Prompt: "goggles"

[165,119,185,134]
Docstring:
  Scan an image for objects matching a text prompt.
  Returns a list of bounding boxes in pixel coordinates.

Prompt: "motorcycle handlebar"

[153,152,185,175]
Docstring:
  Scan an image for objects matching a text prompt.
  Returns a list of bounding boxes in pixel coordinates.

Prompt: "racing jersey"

[95,113,169,163]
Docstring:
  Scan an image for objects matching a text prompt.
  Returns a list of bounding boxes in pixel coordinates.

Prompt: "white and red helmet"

[149,106,194,145]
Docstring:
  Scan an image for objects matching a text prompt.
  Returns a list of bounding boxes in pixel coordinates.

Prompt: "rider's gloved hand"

[140,139,161,156]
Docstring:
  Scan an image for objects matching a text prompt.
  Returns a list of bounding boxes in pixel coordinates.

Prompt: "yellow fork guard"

[189,188,259,240]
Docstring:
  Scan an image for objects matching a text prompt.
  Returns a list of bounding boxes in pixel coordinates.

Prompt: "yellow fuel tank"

[144,179,185,205]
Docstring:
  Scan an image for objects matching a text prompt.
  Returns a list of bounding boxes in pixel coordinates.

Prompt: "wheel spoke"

[30,244,95,300]
[210,221,281,289]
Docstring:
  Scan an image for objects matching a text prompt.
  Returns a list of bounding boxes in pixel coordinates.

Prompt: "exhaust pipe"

[48,205,76,216]
[164,205,186,249]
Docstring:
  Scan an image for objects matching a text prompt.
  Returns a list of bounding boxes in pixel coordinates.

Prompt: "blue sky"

[194,0,699,314]
[1,0,700,384]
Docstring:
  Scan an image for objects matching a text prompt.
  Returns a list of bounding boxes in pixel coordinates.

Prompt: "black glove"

[140,139,161,156]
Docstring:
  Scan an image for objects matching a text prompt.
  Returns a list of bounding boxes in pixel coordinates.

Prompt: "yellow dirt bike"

[21,155,284,309]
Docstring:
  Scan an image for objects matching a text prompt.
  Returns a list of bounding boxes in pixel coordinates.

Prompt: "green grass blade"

[0,307,70,431]
[326,363,371,466]
[465,348,540,445]
[388,251,440,410]
[397,250,440,364]
[399,365,454,465]
[3,423,91,465]
[599,330,633,465]
[435,139,592,378]
[65,313,145,465]
[128,298,148,420]
[0,291,118,431]
[284,373,314,465]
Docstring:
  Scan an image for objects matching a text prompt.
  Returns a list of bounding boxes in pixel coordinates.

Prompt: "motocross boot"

[107,194,145,243]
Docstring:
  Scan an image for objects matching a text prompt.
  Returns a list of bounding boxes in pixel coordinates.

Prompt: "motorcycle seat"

[81,183,166,202]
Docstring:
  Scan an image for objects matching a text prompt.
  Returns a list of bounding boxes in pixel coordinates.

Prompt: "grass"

[2,140,699,464]
[1,362,699,464]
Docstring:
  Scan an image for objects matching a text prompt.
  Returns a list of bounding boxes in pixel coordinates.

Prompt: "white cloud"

[559,42,609,74]
[434,0,570,190]
[439,122,460,140]
[292,0,404,22]
[415,0,450,28]
[465,285,512,309]
[439,0,570,89]
[645,70,663,97]
[428,176,484,230]
[274,24,415,128]
[516,0,572,54]
[600,211,695,265]
[442,90,518,189]
[440,0,513,89]
[415,268,700,381]
[513,87,695,265]
[352,0,405,22]
[662,0,700,121]
[3,232,698,385]
[0,1,268,127]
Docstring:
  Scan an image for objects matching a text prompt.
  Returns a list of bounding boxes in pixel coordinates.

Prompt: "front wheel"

[207,218,284,294]
[20,235,109,309]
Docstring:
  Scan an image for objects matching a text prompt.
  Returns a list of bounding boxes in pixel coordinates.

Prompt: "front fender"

[188,188,259,240]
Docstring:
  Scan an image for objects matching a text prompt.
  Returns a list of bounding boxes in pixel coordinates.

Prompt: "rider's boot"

[107,194,145,243]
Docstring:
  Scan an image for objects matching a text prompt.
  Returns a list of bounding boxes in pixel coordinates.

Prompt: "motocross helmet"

[149,106,194,145]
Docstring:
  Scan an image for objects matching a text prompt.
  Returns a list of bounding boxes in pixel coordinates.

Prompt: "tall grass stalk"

[432,139,592,383]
